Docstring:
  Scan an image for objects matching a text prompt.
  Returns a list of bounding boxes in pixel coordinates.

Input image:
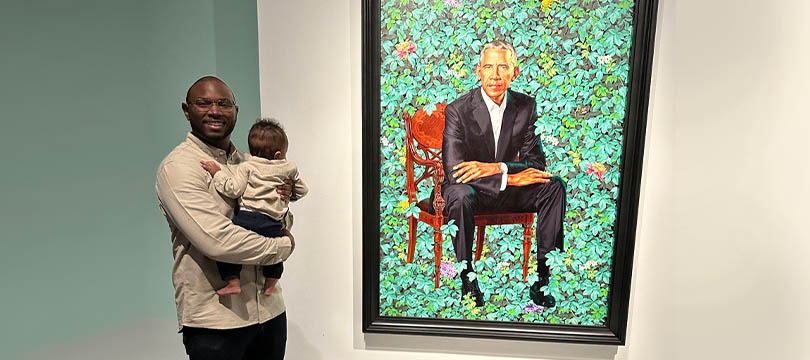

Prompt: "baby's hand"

[200,160,221,176]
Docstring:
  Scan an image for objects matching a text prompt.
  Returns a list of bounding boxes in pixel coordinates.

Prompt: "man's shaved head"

[185,76,235,104]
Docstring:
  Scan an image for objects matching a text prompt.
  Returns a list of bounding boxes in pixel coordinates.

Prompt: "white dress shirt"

[480,88,510,191]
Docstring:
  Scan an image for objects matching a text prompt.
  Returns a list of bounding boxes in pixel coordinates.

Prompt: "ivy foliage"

[379,0,634,326]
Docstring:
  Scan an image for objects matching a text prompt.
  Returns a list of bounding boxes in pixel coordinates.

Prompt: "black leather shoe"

[529,277,556,308]
[461,274,484,307]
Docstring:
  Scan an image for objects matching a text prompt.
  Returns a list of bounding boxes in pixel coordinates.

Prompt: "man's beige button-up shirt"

[156,133,293,330]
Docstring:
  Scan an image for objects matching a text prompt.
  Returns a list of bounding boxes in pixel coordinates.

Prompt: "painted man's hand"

[200,161,221,176]
[452,161,502,184]
[277,178,293,201]
[507,168,552,186]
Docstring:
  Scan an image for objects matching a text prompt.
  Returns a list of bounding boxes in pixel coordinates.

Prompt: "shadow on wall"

[287,320,323,360]
[363,333,619,360]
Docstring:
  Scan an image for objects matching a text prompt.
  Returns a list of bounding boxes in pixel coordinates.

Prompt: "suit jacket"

[442,88,546,197]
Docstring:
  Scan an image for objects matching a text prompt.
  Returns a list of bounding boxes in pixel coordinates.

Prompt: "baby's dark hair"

[248,118,288,160]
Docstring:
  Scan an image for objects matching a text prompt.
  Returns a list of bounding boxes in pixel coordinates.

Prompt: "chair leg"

[474,225,485,261]
[522,223,532,282]
[407,216,416,263]
[433,229,442,288]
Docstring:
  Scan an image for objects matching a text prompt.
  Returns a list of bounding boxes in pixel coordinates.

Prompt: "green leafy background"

[378,0,634,325]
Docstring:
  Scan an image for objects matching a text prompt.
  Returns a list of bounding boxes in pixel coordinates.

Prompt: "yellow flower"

[397,200,410,212]
[541,0,557,12]
[395,41,411,52]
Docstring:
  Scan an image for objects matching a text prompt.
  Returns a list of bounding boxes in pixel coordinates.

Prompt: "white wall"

[256,0,810,359]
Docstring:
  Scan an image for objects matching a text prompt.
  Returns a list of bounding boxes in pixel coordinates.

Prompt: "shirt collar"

[186,132,238,160]
[480,87,508,113]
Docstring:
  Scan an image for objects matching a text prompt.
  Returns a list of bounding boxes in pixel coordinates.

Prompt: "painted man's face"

[476,48,519,104]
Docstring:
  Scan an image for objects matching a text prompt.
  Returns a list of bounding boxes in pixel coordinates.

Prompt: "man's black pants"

[434,177,566,277]
[182,312,287,360]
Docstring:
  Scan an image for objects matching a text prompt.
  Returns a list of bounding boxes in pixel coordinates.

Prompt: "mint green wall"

[0,1,260,357]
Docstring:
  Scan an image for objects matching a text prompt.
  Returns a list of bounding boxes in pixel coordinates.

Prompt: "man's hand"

[452,161,503,184]
[282,228,295,253]
[200,161,221,176]
[277,178,293,201]
[507,168,553,186]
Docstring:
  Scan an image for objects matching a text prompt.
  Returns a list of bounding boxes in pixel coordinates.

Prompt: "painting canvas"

[363,0,657,344]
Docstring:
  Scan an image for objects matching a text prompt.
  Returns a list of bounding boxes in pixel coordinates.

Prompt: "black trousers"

[434,177,566,277]
[217,210,284,280]
[182,312,287,360]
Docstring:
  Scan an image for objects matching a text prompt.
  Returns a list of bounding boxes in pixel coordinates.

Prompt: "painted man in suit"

[438,40,565,308]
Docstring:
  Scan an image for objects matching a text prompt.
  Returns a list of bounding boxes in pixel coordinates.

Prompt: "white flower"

[597,55,612,65]
[541,134,559,146]
[381,136,390,147]
[579,260,598,271]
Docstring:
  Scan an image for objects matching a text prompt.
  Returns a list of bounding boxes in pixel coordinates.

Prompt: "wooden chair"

[403,104,535,288]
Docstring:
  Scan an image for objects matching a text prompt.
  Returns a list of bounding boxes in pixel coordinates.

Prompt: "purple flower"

[440,261,457,278]
[523,301,544,313]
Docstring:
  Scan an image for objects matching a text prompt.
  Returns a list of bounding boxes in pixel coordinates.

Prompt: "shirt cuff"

[499,163,508,191]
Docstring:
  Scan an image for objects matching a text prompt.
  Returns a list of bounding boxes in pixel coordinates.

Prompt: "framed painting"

[362,0,658,344]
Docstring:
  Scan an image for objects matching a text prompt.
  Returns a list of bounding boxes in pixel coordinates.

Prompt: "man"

[438,40,566,308]
[156,76,294,359]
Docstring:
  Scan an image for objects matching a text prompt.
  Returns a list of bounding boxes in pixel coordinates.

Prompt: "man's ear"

[513,65,520,79]
[181,102,191,121]
[273,150,283,160]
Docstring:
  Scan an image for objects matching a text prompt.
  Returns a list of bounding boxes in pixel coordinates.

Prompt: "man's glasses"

[190,98,236,111]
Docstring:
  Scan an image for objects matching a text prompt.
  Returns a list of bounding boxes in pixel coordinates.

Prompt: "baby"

[200,118,308,296]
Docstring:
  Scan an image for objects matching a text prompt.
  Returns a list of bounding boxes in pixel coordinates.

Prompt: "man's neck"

[481,87,508,107]
[490,93,505,105]
[191,131,232,154]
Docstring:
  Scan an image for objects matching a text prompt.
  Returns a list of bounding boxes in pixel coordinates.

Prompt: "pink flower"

[444,0,462,7]
[394,41,417,59]
[440,261,457,278]
[586,162,607,181]
[523,301,544,313]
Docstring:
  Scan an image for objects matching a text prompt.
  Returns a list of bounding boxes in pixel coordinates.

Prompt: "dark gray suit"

[437,87,565,278]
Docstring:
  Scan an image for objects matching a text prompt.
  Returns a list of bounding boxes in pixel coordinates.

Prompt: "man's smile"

[204,119,227,130]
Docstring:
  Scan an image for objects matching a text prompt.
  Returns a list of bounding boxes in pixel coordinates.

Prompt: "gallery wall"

[256,0,810,359]
[1,0,808,359]
[0,0,261,358]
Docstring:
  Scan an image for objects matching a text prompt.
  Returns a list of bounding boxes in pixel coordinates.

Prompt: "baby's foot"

[217,278,242,295]
[263,278,279,296]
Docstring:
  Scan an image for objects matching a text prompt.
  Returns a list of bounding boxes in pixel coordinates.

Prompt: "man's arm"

[442,104,503,196]
[156,161,292,265]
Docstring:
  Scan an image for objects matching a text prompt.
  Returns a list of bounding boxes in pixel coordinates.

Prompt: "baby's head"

[248,118,288,160]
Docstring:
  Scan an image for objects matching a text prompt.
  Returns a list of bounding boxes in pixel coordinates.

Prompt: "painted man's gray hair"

[479,40,517,67]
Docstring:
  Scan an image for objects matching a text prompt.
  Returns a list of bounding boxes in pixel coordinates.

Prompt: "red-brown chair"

[403,104,535,288]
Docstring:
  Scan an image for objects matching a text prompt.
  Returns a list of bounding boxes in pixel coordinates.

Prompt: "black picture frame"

[362,0,658,345]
